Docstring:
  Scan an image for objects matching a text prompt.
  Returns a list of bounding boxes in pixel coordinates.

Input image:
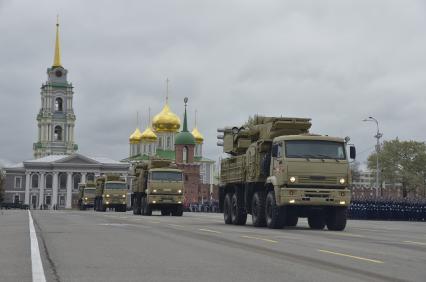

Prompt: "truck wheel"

[231,193,247,225]
[144,201,152,216]
[308,212,325,230]
[265,191,285,229]
[251,191,266,227]
[326,207,347,231]
[223,193,232,224]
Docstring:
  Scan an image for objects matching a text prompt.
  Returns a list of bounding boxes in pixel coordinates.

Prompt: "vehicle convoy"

[217,115,356,231]
[131,159,184,216]
[94,174,127,212]
[77,181,96,210]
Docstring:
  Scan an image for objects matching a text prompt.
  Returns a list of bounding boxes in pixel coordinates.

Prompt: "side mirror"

[271,144,279,158]
[349,146,356,159]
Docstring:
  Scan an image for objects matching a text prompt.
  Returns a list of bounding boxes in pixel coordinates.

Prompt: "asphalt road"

[1,209,425,282]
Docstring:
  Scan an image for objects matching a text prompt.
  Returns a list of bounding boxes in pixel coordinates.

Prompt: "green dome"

[175,131,196,145]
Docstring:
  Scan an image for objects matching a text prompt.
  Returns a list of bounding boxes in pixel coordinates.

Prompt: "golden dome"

[191,127,204,144]
[152,104,181,132]
[129,128,143,144]
[141,127,158,142]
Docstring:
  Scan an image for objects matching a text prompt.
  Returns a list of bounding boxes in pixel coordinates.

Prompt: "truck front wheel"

[251,191,266,227]
[265,191,285,229]
[231,193,247,225]
[326,207,347,231]
[223,193,232,224]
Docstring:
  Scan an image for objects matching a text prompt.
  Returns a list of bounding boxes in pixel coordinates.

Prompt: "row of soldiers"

[348,196,426,221]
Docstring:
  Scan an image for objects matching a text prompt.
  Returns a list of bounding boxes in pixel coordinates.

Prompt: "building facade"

[3,154,129,209]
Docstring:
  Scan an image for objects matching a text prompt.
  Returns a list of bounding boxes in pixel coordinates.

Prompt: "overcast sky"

[1,0,425,167]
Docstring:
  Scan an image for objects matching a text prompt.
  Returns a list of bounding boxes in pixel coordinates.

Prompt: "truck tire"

[223,193,232,224]
[326,207,347,231]
[143,200,152,216]
[161,209,169,216]
[231,193,247,225]
[265,191,285,229]
[308,212,325,230]
[251,191,266,227]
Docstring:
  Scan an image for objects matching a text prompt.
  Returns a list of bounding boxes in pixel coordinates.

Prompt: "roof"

[274,135,345,143]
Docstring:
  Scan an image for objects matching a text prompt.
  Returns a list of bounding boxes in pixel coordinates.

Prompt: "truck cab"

[78,182,96,210]
[268,135,352,209]
[94,175,127,212]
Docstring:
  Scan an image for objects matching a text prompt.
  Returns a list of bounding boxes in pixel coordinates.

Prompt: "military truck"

[217,115,356,231]
[94,174,127,212]
[77,181,96,210]
[131,159,184,216]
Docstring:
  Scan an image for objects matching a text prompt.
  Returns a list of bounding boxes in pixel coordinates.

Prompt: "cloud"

[0,0,425,167]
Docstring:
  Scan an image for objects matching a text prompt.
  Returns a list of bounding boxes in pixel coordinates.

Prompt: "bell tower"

[33,18,78,158]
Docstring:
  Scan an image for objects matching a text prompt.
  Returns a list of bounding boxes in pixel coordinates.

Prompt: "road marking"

[168,224,185,228]
[328,232,366,238]
[199,228,222,234]
[120,216,128,219]
[241,235,278,243]
[317,249,384,264]
[403,241,426,246]
[274,235,300,240]
[28,211,47,282]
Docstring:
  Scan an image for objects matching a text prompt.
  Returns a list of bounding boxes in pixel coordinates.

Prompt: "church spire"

[182,97,189,132]
[53,16,62,67]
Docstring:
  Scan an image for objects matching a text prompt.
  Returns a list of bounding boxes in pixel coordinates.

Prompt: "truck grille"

[298,176,337,185]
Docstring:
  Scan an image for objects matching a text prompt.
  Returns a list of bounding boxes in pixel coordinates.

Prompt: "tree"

[0,169,5,203]
[350,161,361,183]
[368,139,426,197]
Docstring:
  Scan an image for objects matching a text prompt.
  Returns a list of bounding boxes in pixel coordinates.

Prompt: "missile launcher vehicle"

[94,174,128,212]
[131,158,184,216]
[77,181,96,210]
[217,115,356,231]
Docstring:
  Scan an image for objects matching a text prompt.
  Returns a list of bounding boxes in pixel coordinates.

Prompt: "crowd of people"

[185,197,426,222]
[348,196,426,221]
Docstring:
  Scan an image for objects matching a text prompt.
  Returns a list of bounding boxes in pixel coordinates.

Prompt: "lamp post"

[363,116,383,197]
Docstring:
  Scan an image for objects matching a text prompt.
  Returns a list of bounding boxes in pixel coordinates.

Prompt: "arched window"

[55,98,63,112]
[183,146,188,163]
[59,173,67,189]
[149,144,152,154]
[73,174,81,190]
[158,137,162,148]
[167,137,171,148]
[45,174,53,188]
[87,173,95,182]
[54,126,63,141]
[32,174,39,188]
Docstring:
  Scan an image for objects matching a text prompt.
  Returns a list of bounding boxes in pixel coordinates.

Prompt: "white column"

[81,172,87,184]
[39,172,45,209]
[25,172,30,205]
[66,172,72,209]
[52,172,58,209]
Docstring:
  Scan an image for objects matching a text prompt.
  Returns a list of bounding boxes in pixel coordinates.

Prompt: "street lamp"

[363,116,383,197]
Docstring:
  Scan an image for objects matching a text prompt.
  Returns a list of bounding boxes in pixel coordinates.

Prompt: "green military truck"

[217,116,356,231]
[77,181,96,210]
[94,174,128,212]
[132,159,184,216]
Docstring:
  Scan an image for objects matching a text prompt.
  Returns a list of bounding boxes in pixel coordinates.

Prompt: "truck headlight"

[339,178,345,184]
[84,197,88,200]
[106,194,110,197]
[178,190,182,194]
[153,189,157,193]
[122,194,126,198]
[290,177,296,183]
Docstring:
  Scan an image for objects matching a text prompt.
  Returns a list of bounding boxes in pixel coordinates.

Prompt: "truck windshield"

[84,188,96,194]
[285,140,346,160]
[105,183,127,189]
[151,171,183,181]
